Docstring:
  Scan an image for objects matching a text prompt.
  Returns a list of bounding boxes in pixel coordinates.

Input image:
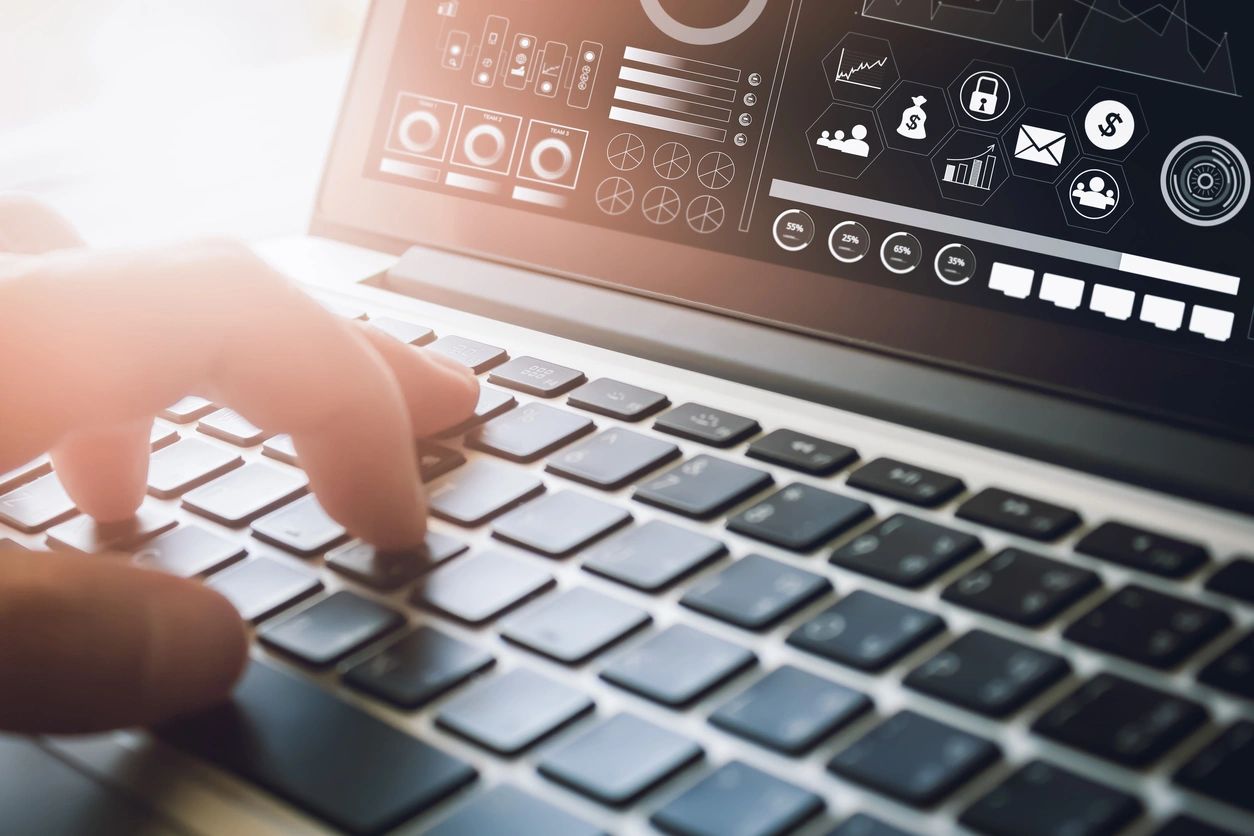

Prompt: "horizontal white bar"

[609,107,727,142]
[617,66,736,102]
[444,171,498,194]
[511,185,566,208]
[1118,254,1240,296]
[379,158,439,182]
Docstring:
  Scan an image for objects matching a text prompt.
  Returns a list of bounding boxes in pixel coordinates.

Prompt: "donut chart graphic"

[639,0,770,46]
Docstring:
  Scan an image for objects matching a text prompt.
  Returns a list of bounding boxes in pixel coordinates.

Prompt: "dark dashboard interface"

[368,1,1253,430]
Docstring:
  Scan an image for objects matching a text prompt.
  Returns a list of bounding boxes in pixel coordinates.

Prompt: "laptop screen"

[347,0,1253,438]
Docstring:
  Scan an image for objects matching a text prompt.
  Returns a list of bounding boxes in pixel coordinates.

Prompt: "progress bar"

[769,179,1241,296]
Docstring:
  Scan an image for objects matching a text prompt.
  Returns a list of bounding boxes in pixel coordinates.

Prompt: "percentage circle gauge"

[880,231,923,275]
[934,242,977,285]
[642,186,682,225]
[595,176,636,216]
[773,209,815,251]
[828,220,870,263]
[696,152,736,190]
[607,132,646,172]
[686,195,726,234]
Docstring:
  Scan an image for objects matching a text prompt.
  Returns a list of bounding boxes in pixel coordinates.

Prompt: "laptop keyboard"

[5,303,1254,836]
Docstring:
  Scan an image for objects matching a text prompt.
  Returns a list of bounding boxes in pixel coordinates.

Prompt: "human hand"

[0,196,479,733]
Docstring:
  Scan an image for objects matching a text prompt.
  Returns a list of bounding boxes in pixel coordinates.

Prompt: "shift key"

[158,661,477,836]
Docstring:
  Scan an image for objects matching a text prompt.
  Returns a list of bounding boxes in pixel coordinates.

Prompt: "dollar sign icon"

[1098,112,1123,138]
[1086,99,1135,152]
[907,115,920,131]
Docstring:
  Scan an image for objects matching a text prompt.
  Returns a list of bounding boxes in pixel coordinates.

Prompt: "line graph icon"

[824,33,898,106]
[835,48,890,90]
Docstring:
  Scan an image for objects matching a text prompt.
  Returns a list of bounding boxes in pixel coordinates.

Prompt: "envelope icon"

[1014,124,1067,167]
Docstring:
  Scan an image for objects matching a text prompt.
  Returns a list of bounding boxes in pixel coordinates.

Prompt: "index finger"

[0,241,465,550]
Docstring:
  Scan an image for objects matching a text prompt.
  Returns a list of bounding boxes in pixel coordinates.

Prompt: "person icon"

[816,130,832,149]
[840,124,870,158]
[1071,171,1119,218]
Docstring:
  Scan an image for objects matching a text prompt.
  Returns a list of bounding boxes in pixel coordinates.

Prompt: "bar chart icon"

[943,144,998,190]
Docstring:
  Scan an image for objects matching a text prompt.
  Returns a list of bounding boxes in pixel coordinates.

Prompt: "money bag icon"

[897,95,928,140]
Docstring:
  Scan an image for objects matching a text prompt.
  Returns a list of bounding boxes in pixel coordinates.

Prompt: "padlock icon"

[967,74,1000,116]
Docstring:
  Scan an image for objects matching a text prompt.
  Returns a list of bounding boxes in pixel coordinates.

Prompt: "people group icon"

[1071,171,1119,218]
[816,124,871,158]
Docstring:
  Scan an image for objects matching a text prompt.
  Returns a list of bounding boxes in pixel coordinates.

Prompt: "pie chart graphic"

[654,142,692,180]
[640,0,770,45]
[697,152,736,190]
[686,195,725,234]
[642,186,682,225]
[596,177,636,216]
[607,132,647,172]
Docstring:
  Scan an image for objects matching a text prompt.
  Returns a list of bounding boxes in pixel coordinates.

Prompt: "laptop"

[3,1,1253,834]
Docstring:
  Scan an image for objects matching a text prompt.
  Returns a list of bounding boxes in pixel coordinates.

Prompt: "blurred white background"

[0,0,369,246]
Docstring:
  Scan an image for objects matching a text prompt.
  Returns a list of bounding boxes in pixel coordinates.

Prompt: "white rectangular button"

[1039,274,1085,310]
[1188,306,1235,342]
[1140,295,1186,331]
[989,263,1034,299]
[1090,284,1135,321]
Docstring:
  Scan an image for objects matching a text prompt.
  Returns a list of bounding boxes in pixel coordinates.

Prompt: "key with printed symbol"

[582,520,726,592]
[746,428,858,476]
[1076,521,1208,578]
[634,455,772,519]
[568,378,668,421]
[654,402,760,447]
[439,386,517,438]
[251,494,347,556]
[788,591,945,672]
[1063,584,1231,670]
[957,488,1080,541]
[428,335,508,373]
[545,428,679,490]
[492,490,630,557]
[681,554,831,630]
[942,548,1100,627]
[488,356,586,398]
[830,514,982,588]
[727,482,872,552]
[847,457,965,507]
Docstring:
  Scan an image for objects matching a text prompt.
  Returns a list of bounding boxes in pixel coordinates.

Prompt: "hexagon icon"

[949,61,1023,134]
[879,81,954,157]
[1057,160,1133,234]
[808,103,882,180]
[1001,108,1074,183]
[931,131,1009,206]
[823,33,898,107]
[1073,88,1146,161]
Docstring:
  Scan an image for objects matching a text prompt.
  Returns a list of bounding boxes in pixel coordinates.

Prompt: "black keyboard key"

[568,378,668,421]
[828,711,1000,808]
[132,524,245,577]
[147,437,242,498]
[1154,816,1241,836]
[428,335,507,373]
[746,428,857,476]
[414,549,553,625]
[428,459,545,526]
[727,483,871,552]
[1064,585,1231,670]
[829,814,916,836]
[183,463,307,527]
[160,395,215,424]
[501,586,649,664]
[0,456,50,494]
[1205,557,1254,606]
[436,667,593,754]
[1032,673,1207,768]
[710,665,871,755]
[366,315,434,346]
[960,760,1142,836]
[158,661,476,836]
[539,713,702,805]
[326,532,467,591]
[788,591,944,672]
[0,473,76,534]
[582,520,726,592]
[492,490,630,557]
[439,385,517,437]
[149,420,178,451]
[261,433,299,466]
[635,455,772,520]
[468,402,594,463]
[651,761,823,836]
[905,630,1070,718]
[206,556,322,622]
[957,488,1081,541]
[847,457,964,507]
[654,402,760,448]
[46,503,176,553]
[1174,721,1254,815]
[600,624,755,707]
[1076,521,1209,578]
[250,494,347,555]
[259,591,404,667]
[942,548,1101,627]
[680,554,831,630]
[197,407,270,446]
[415,442,464,482]
[546,428,680,490]
[830,514,981,588]
[1198,630,1254,701]
[488,356,586,397]
[344,626,493,709]
[428,785,603,836]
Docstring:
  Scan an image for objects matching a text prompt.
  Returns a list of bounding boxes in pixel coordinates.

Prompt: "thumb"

[0,547,247,734]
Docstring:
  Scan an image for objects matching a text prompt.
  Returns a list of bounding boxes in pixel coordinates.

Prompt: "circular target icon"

[1161,136,1250,227]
